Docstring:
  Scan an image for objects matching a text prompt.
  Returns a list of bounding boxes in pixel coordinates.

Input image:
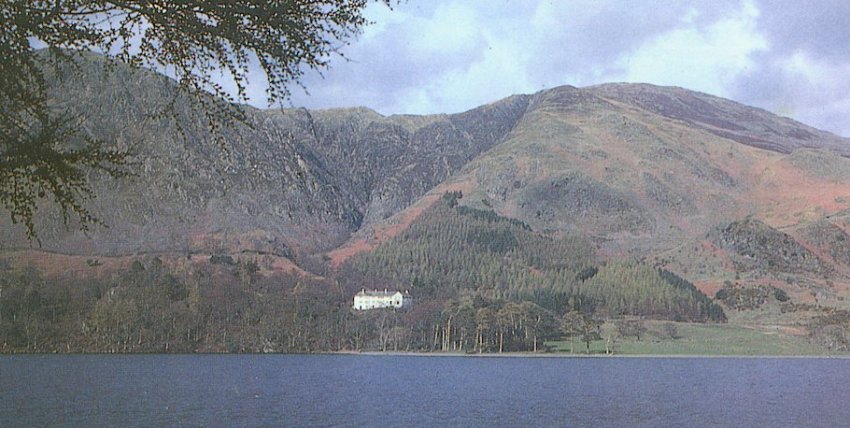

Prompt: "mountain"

[1,53,532,260]
[4,53,850,302]
[434,83,850,250]
[6,53,850,353]
[329,84,850,300]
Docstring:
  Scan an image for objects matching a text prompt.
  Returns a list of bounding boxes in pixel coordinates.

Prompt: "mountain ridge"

[3,53,850,302]
[7,53,850,354]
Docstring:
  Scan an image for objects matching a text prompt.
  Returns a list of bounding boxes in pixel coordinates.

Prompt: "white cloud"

[396,23,535,114]
[781,51,843,84]
[770,52,850,135]
[360,2,408,40]
[614,0,768,97]
[254,0,849,136]
[410,3,483,56]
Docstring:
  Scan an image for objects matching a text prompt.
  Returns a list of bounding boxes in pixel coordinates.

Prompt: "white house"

[353,289,411,310]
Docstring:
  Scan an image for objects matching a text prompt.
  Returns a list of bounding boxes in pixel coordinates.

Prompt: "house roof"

[355,289,403,297]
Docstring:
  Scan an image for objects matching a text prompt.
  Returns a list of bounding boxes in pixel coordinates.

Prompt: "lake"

[1,354,848,427]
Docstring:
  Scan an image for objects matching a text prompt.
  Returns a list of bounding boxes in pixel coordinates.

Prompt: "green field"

[546,321,833,356]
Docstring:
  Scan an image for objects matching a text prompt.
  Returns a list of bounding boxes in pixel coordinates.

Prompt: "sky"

[244,0,850,137]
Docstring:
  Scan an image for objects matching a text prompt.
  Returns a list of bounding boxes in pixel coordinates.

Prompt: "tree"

[662,322,679,340]
[560,311,582,353]
[522,302,559,352]
[615,318,647,341]
[475,307,496,352]
[561,311,601,354]
[578,314,602,354]
[1,0,391,239]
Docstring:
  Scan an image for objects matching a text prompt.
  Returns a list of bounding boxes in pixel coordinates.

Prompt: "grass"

[546,320,831,356]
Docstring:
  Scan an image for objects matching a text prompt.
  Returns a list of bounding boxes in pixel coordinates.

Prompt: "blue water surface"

[1,354,848,427]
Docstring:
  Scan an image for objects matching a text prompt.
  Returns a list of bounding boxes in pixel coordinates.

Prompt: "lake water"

[1,354,848,427]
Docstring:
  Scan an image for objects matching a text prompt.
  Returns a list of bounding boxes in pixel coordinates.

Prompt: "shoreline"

[2,350,847,358]
[330,350,849,359]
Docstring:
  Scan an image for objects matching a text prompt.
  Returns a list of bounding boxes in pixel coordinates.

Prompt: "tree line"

[0,193,726,353]
[0,257,566,353]
[0,258,653,354]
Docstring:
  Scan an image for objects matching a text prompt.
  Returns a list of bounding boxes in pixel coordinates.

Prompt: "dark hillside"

[0,53,529,258]
[712,218,830,276]
[344,192,725,322]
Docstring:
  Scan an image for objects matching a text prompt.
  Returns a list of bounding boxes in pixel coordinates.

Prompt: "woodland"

[0,192,729,354]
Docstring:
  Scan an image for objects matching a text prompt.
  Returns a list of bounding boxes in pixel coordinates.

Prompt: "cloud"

[410,3,482,56]
[755,0,850,62]
[731,51,850,136]
[284,0,761,113]
[237,0,850,136]
[395,36,534,113]
[717,0,850,136]
[612,0,768,98]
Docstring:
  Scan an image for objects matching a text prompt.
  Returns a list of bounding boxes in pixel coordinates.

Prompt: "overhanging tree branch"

[0,0,392,240]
